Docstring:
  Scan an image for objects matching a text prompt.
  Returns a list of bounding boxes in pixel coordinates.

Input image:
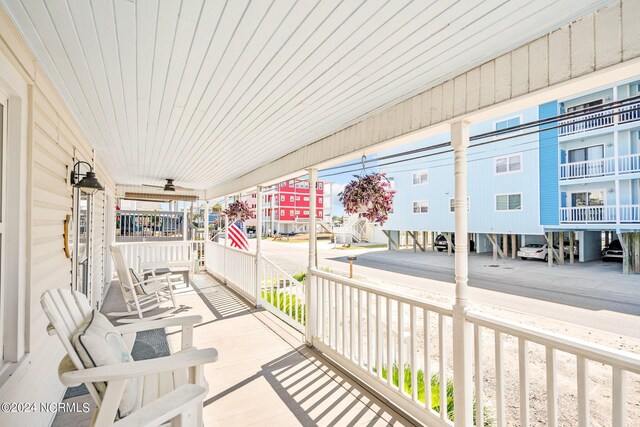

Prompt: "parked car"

[517,243,560,262]
[434,234,475,252]
[601,239,623,262]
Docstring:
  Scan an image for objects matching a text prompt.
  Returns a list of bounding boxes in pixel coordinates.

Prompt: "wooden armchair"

[41,288,217,427]
[110,244,177,321]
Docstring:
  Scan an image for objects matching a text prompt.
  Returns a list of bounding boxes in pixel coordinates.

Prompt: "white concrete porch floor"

[54,274,412,427]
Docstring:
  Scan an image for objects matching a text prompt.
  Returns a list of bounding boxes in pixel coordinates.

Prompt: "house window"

[412,170,428,185]
[318,197,322,205]
[289,210,294,216]
[495,194,522,211]
[280,195,285,202]
[289,196,294,202]
[296,196,300,201]
[495,116,521,131]
[495,153,522,174]
[280,210,285,216]
[318,182,323,190]
[449,197,470,213]
[412,200,429,213]
[303,196,309,201]
[303,210,309,215]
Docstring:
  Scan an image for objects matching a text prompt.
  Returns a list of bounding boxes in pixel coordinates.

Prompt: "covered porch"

[0,0,639,426]
[55,273,409,427]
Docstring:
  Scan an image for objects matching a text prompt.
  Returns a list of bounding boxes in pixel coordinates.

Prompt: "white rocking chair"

[110,245,177,322]
[41,288,217,427]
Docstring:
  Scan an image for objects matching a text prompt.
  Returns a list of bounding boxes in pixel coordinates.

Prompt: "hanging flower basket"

[339,172,395,225]
[223,200,255,222]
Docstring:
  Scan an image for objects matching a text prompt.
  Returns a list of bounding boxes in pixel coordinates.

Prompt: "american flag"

[228,220,249,250]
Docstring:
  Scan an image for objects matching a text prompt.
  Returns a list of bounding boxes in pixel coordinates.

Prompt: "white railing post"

[255,186,263,308]
[182,204,188,241]
[203,200,210,242]
[451,121,473,426]
[306,168,318,346]
[223,196,228,284]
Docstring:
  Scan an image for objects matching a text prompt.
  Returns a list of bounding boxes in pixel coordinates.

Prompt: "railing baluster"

[519,338,530,427]
[410,305,417,403]
[438,314,446,420]
[333,281,339,351]
[387,297,392,386]
[351,286,356,362]
[612,366,626,427]
[474,324,484,427]
[398,301,404,395]
[577,356,589,426]
[496,331,505,427]
[366,291,371,372]
[424,309,431,409]
[342,283,347,356]
[376,294,382,380]
[357,289,362,365]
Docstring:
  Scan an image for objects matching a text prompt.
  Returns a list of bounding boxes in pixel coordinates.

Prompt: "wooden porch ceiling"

[1,0,614,190]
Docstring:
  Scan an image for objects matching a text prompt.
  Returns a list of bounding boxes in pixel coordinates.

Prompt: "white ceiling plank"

[157,0,278,180]
[1,0,616,187]
[135,0,159,181]
[142,0,181,180]
[113,0,138,168]
[146,0,205,182]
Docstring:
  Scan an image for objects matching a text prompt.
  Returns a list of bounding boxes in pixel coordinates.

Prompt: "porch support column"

[203,200,210,242]
[255,186,263,308]
[223,196,228,284]
[451,120,473,426]
[182,204,188,241]
[306,168,318,346]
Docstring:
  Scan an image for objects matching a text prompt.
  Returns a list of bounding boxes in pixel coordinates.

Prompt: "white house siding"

[0,9,115,427]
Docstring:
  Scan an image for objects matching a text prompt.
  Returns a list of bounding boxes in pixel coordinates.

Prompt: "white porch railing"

[201,237,640,425]
[560,206,616,223]
[620,205,640,223]
[204,241,305,331]
[559,157,615,180]
[260,257,305,332]
[115,241,195,272]
[619,153,640,174]
[205,241,257,301]
[558,110,613,136]
[310,269,454,426]
[307,269,640,426]
[467,310,640,427]
[116,210,186,242]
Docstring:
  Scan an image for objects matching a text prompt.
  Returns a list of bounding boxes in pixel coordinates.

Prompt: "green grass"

[373,364,493,426]
[261,289,306,325]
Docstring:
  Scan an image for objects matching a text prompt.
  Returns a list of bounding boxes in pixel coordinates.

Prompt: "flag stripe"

[228,220,249,250]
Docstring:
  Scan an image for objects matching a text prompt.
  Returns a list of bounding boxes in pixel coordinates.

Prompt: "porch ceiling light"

[70,160,105,194]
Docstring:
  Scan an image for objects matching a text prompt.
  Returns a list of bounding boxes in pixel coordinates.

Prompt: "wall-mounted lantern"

[70,161,104,194]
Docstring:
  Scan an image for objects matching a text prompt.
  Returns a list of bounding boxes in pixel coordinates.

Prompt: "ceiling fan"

[142,178,194,192]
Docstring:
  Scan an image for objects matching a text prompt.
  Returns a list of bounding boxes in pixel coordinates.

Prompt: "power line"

[319,94,640,175]
[319,96,640,178]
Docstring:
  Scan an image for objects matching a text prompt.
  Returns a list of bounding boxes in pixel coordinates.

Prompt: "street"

[255,239,640,342]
